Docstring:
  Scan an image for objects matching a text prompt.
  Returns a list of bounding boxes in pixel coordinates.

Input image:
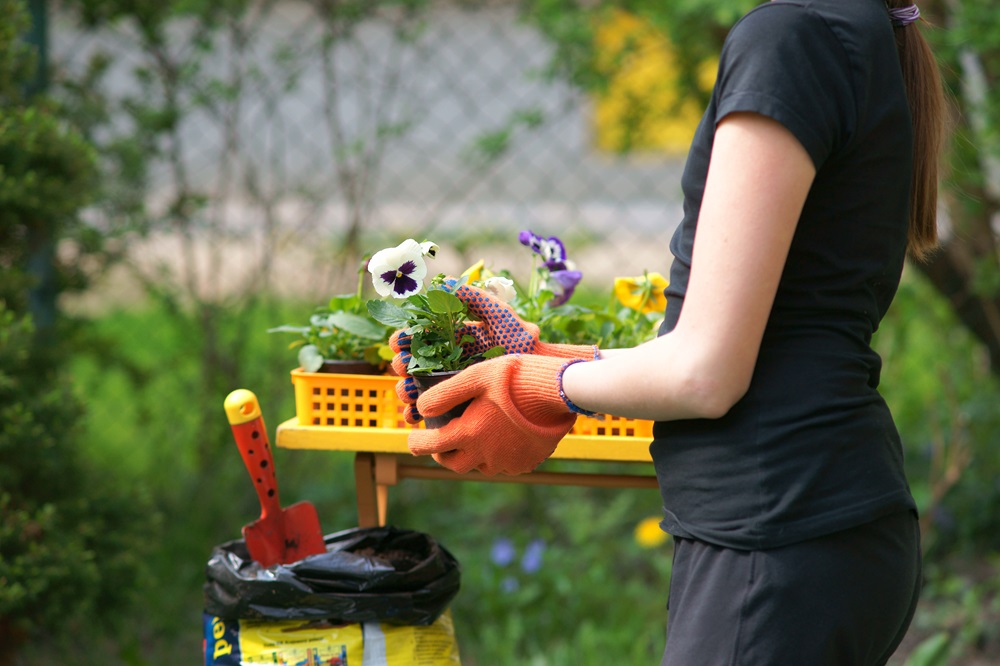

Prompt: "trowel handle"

[224,389,280,519]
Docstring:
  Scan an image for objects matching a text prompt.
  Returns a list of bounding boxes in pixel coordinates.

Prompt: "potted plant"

[365,238,507,427]
[269,258,395,374]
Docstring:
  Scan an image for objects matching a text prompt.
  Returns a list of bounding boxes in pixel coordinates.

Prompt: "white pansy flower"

[368,239,427,298]
[483,276,516,303]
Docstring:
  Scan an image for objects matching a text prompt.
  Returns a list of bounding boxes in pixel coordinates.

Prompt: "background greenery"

[3,0,1000,664]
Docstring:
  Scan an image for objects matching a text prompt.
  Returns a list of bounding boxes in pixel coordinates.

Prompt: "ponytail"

[886,0,946,262]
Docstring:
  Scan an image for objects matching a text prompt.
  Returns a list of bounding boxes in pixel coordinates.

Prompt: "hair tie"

[888,4,920,27]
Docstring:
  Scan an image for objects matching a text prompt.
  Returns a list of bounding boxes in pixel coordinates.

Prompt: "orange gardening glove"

[389,280,598,425]
[389,329,422,424]
[407,354,596,476]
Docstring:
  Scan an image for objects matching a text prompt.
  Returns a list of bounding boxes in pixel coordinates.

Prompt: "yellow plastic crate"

[290,368,654,437]
[292,369,410,429]
[572,413,654,438]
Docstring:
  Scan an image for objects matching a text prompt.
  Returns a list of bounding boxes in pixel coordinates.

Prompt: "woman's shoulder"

[728,0,893,56]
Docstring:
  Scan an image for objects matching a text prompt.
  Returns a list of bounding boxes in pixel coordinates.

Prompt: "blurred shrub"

[0,305,158,657]
[874,267,1000,557]
[0,0,156,657]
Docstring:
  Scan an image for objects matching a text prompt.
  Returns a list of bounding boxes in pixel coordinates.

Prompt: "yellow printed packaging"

[204,610,461,666]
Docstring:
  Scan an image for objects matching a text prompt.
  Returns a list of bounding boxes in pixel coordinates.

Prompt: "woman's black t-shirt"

[651,0,918,550]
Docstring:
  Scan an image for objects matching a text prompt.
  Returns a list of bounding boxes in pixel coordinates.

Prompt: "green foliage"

[269,287,394,372]
[464,107,546,165]
[874,269,1000,556]
[535,300,662,348]
[0,108,97,223]
[904,556,1000,665]
[0,0,99,311]
[368,282,503,374]
[0,0,155,655]
[388,469,670,663]
[0,305,157,652]
[0,108,100,309]
[0,0,33,103]
[904,632,952,666]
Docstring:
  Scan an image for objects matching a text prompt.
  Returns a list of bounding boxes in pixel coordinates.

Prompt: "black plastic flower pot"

[318,359,383,375]
[411,371,471,429]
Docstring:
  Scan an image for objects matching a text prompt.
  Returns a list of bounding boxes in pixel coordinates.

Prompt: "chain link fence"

[51,0,687,306]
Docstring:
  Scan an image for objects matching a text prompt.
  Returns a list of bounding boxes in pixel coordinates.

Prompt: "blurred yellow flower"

[615,272,668,313]
[634,516,670,548]
[461,260,486,283]
[592,10,718,155]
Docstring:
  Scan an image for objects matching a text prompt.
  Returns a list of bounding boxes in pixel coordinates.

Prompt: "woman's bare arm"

[563,112,817,421]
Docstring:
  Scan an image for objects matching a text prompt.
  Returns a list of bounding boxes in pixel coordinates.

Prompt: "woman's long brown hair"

[886,0,946,261]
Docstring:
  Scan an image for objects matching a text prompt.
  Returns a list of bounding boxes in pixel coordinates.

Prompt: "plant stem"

[354,264,365,312]
[440,306,462,371]
[527,254,541,321]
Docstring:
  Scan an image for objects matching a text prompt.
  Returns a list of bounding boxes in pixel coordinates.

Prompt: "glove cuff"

[509,355,598,424]
[556,359,601,418]
[534,342,600,361]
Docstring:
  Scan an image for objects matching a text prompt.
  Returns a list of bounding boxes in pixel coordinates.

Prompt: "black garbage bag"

[203,525,461,625]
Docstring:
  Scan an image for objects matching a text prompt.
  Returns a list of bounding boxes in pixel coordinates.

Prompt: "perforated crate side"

[570,414,654,438]
[291,370,411,429]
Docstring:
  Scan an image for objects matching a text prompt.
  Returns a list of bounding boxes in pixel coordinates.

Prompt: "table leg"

[373,454,400,527]
[353,452,379,528]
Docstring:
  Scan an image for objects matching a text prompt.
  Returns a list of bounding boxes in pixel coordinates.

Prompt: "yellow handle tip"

[224,389,261,425]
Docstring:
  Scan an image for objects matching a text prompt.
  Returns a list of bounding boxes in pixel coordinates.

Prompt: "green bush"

[0,0,157,657]
[0,306,158,656]
[874,268,1000,556]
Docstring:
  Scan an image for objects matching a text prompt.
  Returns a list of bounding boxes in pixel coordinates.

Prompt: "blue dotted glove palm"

[445,281,598,360]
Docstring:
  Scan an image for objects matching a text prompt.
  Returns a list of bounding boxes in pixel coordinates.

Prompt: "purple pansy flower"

[368,238,428,298]
[543,266,582,306]
[519,229,567,264]
[519,229,582,306]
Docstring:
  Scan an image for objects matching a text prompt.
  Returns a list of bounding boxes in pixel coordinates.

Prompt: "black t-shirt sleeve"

[715,3,857,168]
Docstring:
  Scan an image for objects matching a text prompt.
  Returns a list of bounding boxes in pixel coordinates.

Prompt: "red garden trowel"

[224,389,326,567]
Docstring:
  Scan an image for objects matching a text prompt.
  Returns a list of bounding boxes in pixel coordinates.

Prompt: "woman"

[394,0,946,663]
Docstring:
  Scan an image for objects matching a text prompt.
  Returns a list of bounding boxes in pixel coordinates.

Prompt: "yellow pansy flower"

[634,516,670,548]
[614,272,668,314]
[461,259,486,283]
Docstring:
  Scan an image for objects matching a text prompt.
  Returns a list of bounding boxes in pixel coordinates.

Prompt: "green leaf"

[425,288,466,316]
[408,355,442,373]
[483,345,506,359]
[326,312,387,340]
[266,325,310,334]
[903,632,952,666]
[297,345,324,372]
[366,299,412,328]
[415,345,439,358]
[328,293,361,311]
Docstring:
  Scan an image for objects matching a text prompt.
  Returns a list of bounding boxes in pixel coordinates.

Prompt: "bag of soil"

[204,525,461,626]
